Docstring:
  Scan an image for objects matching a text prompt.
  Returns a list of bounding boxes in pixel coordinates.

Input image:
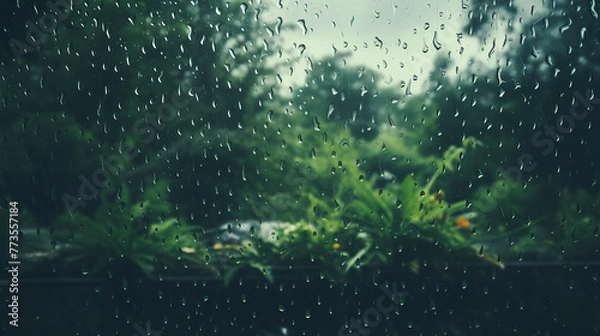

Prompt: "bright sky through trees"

[264,0,547,95]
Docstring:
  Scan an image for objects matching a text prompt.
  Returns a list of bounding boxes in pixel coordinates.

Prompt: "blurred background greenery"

[0,0,598,284]
[1,0,599,334]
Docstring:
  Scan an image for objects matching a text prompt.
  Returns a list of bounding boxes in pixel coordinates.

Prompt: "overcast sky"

[260,0,547,96]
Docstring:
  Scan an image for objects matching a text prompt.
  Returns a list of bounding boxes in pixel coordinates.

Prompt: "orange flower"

[455,217,470,230]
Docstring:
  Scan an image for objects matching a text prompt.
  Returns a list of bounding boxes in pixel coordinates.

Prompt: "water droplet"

[275,17,283,35]
[297,44,306,55]
[254,8,260,21]
[186,25,193,40]
[488,38,497,59]
[327,104,335,119]
[432,31,442,50]
[297,19,307,35]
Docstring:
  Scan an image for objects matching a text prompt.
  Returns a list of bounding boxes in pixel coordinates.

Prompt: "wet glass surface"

[1,0,599,334]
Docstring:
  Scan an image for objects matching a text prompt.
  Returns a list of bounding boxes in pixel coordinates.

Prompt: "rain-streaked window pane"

[1,0,598,334]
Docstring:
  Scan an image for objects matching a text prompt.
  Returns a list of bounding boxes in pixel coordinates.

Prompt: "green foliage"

[551,189,600,257]
[22,179,213,277]
[233,132,491,278]
[7,0,596,287]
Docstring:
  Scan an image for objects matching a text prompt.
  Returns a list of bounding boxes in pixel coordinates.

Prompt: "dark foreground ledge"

[2,261,599,335]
